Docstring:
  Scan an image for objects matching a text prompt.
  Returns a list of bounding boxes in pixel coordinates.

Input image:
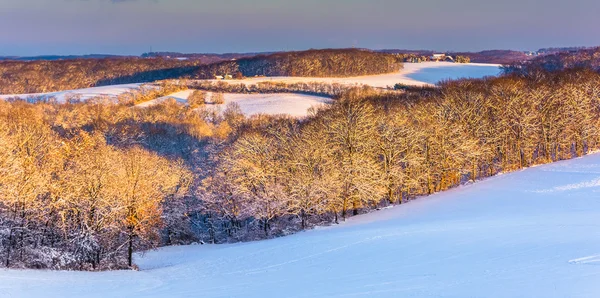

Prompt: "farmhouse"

[431,53,445,61]
[430,53,455,62]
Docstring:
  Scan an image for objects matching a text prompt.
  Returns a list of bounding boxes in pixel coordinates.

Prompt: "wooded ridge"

[1,66,599,270]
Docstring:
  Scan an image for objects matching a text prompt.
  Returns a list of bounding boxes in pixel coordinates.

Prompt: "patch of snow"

[0,84,144,103]
[212,93,332,117]
[138,91,333,118]
[136,89,194,107]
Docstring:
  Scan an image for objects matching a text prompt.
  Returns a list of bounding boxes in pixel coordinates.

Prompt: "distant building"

[214,75,224,80]
[224,74,233,80]
[431,54,445,61]
[429,54,455,62]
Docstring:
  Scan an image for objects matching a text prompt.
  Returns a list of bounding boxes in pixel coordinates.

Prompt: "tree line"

[195,49,403,79]
[197,68,600,241]
[503,46,600,76]
[0,49,403,96]
[0,58,201,94]
[1,67,599,270]
[187,80,354,98]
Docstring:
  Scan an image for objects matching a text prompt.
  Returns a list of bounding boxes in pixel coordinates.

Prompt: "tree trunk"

[5,228,12,268]
[342,198,348,221]
[263,218,269,237]
[301,210,306,230]
[387,187,394,205]
[127,232,134,268]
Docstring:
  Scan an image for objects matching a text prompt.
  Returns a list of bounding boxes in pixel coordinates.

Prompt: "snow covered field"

[138,89,332,117]
[0,84,143,103]
[3,153,600,298]
[0,63,500,105]
[214,93,332,117]
[207,62,502,88]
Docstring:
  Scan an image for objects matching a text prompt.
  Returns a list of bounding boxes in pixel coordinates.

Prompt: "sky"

[0,0,598,56]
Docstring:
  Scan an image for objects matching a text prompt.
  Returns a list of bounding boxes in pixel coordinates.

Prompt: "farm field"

[0,83,144,103]
[137,89,332,117]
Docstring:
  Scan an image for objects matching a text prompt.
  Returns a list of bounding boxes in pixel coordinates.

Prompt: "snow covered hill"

[208,93,332,117]
[0,63,500,106]
[2,153,600,298]
[137,90,333,117]
[206,62,502,88]
[0,84,144,103]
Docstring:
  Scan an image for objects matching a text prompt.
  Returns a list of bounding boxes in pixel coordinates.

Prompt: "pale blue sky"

[0,0,598,56]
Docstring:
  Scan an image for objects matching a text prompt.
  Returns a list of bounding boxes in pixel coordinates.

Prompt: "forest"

[187,80,353,98]
[0,58,201,94]
[378,49,531,64]
[1,63,600,270]
[0,49,403,95]
[195,49,403,78]
[503,46,600,75]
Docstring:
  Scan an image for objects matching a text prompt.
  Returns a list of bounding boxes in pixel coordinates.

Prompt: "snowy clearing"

[0,84,144,103]
[205,62,502,88]
[138,90,333,118]
[3,153,600,297]
[213,93,332,117]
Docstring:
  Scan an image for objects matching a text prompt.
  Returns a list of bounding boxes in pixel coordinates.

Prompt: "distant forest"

[378,49,531,64]
[195,49,404,78]
[0,58,201,94]
[0,49,402,94]
[503,46,600,75]
[140,52,273,64]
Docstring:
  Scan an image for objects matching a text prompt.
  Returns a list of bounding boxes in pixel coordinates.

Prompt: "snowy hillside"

[2,153,600,298]
[0,84,144,103]
[207,62,501,88]
[0,63,499,105]
[137,90,332,117]
[211,93,332,117]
